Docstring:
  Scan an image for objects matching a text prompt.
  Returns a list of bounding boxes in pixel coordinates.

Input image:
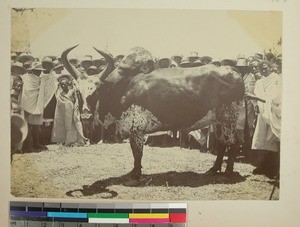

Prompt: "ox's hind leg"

[225,142,239,175]
[206,140,226,174]
[129,130,144,180]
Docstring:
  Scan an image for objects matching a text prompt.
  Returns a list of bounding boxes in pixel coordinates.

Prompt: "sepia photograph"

[9,8,283,201]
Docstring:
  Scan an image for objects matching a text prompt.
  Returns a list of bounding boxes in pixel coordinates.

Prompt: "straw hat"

[28,61,46,71]
[210,58,222,67]
[69,58,79,67]
[157,58,172,68]
[171,55,182,65]
[179,56,192,68]
[191,59,203,67]
[200,56,212,65]
[11,53,18,61]
[16,53,35,64]
[236,57,249,68]
[57,73,73,83]
[53,60,64,71]
[42,57,55,70]
[80,56,93,70]
[86,66,99,76]
[93,58,106,68]
[188,52,199,63]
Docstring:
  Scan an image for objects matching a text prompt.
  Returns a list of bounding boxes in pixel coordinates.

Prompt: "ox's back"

[121,65,244,129]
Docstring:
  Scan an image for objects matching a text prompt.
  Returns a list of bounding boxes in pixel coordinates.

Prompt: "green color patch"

[88,213,129,218]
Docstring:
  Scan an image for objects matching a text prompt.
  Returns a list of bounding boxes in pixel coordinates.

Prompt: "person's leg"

[32,125,48,150]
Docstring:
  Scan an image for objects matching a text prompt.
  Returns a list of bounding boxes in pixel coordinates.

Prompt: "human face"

[32,69,42,77]
[249,61,259,74]
[60,78,71,93]
[271,64,279,74]
[259,63,271,77]
[13,80,23,93]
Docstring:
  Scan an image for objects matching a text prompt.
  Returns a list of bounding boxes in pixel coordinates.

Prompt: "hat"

[86,66,99,76]
[188,52,199,63]
[23,61,32,69]
[57,73,73,83]
[28,61,46,71]
[56,56,62,64]
[171,55,182,65]
[236,57,249,67]
[42,57,55,70]
[11,53,18,61]
[158,58,172,68]
[258,60,271,69]
[191,59,203,67]
[69,58,79,66]
[210,58,222,67]
[11,62,26,76]
[16,53,35,64]
[44,55,57,61]
[179,56,192,68]
[200,56,212,64]
[93,58,106,68]
[254,53,263,60]
[248,58,260,66]
[80,56,93,69]
[53,60,64,71]
[221,59,237,67]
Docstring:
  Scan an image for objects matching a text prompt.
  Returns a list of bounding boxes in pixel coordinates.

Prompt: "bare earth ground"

[11,143,279,200]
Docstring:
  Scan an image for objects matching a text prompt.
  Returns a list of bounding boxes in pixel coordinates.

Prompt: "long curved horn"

[93,47,115,82]
[61,44,81,80]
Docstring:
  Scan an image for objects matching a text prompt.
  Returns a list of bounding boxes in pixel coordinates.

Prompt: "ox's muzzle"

[81,104,92,120]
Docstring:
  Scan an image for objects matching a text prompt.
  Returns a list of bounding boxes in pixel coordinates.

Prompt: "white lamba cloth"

[252,72,281,152]
[20,73,45,115]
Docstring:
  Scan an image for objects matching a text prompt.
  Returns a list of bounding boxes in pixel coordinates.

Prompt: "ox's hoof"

[123,178,140,187]
[204,167,220,175]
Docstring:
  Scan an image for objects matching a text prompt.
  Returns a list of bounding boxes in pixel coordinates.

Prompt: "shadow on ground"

[66,171,246,198]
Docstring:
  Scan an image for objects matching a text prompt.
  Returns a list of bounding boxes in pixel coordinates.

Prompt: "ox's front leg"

[129,129,144,181]
[206,139,226,174]
[225,142,239,175]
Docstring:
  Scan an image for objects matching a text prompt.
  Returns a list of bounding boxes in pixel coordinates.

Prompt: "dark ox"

[62,45,245,185]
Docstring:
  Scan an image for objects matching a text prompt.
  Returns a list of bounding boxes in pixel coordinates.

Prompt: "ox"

[62,45,245,185]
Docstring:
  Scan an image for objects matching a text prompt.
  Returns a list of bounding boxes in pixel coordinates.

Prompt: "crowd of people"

[10,48,282,178]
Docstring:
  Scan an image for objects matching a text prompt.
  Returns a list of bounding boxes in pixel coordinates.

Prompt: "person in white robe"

[251,60,281,178]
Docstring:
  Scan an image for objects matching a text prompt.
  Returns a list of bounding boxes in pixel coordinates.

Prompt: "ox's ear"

[140,60,154,74]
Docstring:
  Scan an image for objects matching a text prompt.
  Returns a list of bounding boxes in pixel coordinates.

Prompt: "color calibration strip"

[10,202,187,226]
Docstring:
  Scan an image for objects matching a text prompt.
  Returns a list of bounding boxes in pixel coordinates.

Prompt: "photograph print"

[10,8,282,200]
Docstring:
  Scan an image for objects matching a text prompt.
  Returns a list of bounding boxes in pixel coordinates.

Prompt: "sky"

[12,8,282,60]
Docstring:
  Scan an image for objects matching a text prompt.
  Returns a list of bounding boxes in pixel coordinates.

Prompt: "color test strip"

[89,218,130,223]
[130,218,170,224]
[48,212,87,218]
[10,202,187,224]
[88,213,129,218]
[10,211,47,217]
[170,213,187,223]
[129,213,169,219]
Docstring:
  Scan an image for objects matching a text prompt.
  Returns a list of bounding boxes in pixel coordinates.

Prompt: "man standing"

[20,62,48,152]
[41,57,58,145]
[51,74,87,146]
[235,57,257,158]
[251,60,281,178]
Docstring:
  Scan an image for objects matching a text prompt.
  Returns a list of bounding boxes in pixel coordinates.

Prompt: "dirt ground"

[11,142,279,200]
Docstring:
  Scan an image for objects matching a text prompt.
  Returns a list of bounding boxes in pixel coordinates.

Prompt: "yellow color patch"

[129,213,169,219]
